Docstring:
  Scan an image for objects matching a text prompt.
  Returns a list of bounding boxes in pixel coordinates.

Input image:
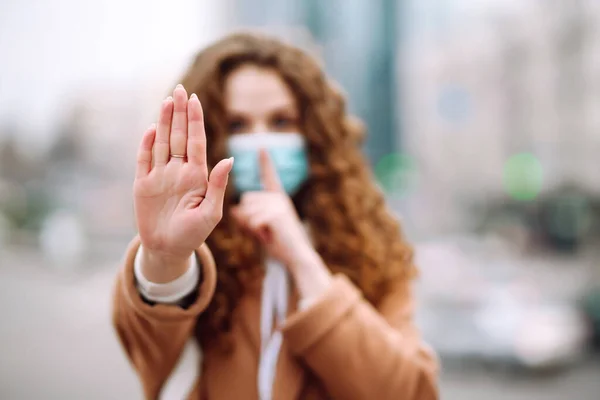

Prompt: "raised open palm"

[134,84,233,263]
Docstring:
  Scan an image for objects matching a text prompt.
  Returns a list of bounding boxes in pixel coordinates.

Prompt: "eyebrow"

[269,104,298,115]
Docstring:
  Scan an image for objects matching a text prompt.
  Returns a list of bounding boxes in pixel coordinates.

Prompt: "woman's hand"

[232,150,332,298]
[231,150,310,267]
[134,85,233,282]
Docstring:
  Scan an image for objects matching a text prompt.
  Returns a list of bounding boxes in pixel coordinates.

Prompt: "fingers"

[247,212,271,231]
[203,157,234,220]
[249,217,271,243]
[259,149,283,192]
[169,84,189,162]
[136,124,156,179]
[230,205,271,242]
[231,202,272,243]
[154,97,174,166]
[234,195,271,225]
[187,93,207,173]
[238,195,267,216]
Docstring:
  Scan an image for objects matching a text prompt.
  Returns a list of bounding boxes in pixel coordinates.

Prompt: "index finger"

[259,149,282,192]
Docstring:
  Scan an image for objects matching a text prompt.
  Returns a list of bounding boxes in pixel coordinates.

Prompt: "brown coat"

[112,237,439,399]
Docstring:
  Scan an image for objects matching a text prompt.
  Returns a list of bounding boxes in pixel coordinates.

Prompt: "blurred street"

[1,244,599,400]
[0,246,139,399]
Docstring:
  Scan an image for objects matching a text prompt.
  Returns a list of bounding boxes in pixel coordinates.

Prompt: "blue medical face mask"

[227,132,309,195]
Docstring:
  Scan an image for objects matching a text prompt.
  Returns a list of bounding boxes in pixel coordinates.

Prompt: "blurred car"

[414,237,591,371]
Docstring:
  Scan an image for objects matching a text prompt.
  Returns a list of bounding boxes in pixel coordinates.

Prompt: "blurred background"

[1,0,600,398]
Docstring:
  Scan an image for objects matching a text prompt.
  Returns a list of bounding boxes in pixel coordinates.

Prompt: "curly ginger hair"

[178,32,416,346]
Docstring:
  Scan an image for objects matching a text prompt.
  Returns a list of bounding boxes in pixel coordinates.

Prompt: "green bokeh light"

[375,153,418,198]
[503,153,543,201]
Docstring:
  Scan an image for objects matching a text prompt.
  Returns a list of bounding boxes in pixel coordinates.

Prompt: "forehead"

[223,65,297,114]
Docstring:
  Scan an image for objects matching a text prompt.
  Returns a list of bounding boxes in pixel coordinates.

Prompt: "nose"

[248,119,269,134]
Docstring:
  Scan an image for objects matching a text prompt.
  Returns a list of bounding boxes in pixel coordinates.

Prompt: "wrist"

[288,246,318,270]
[141,248,194,283]
[289,248,332,300]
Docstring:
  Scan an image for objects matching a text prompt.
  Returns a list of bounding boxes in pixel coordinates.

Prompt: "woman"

[113,32,438,400]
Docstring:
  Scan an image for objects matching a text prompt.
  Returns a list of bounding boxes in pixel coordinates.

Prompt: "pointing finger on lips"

[259,149,283,192]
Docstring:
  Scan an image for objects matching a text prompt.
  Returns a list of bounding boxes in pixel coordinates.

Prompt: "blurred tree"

[47,106,86,167]
[0,125,55,237]
[2,184,54,233]
[0,136,45,184]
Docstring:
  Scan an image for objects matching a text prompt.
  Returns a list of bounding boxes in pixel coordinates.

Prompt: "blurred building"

[402,0,600,234]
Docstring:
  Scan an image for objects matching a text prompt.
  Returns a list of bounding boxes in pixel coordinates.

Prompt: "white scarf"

[257,259,289,400]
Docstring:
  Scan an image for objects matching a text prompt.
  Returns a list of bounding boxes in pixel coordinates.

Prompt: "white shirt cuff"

[134,245,200,304]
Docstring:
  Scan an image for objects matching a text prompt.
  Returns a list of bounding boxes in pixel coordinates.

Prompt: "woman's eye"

[271,116,296,130]
[227,119,247,133]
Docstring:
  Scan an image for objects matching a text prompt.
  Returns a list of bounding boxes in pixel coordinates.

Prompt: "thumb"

[259,148,282,192]
[204,157,234,218]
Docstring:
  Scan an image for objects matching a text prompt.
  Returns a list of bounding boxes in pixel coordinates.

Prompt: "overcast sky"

[0,0,233,147]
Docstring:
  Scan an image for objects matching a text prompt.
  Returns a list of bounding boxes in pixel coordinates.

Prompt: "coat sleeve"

[281,275,439,400]
[111,236,217,399]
